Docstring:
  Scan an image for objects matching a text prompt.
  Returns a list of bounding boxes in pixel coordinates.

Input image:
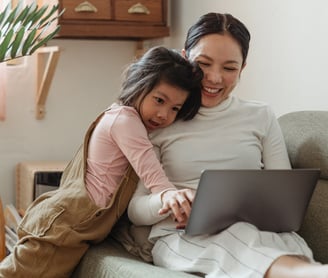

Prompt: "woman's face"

[185,33,245,108]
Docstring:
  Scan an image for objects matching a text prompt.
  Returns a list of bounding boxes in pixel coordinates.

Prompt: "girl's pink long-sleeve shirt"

[85,103,175,207]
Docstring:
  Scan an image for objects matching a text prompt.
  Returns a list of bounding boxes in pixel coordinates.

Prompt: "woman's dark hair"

[118,46,203,121]
[184,13,251,66]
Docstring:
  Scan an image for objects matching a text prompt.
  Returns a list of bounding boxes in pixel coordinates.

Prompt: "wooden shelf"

[57,23,169,40]
[36,46,60,120]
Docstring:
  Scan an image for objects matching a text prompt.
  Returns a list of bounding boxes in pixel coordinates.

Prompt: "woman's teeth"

[204,87,220,94]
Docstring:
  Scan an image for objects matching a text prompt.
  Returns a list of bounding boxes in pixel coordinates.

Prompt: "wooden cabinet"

[57,0,169,39]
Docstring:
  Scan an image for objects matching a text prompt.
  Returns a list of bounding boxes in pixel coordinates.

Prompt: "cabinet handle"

[74,1,98,13]
[128,3,150,15]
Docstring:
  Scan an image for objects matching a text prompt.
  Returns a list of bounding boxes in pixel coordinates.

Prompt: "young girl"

[0,46,202,277]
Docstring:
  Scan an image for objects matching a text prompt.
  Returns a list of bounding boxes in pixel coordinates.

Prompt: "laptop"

[184,169,320,236]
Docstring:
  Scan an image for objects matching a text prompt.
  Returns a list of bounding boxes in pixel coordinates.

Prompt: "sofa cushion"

[72,236,199,278]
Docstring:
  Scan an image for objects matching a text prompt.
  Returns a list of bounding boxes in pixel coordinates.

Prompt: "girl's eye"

[154,97,164,104]
[172,107,180,113]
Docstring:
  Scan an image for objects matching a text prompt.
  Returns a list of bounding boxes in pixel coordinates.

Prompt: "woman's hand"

[159,189,195,226]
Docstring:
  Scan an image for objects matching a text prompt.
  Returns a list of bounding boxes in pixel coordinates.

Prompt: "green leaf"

[0,29,14,61]
[2,3,20,29]
[28,5,48,29]
[21,28,37,56]
[22,2,38,26]
[12,5,30,28]
[31,22,50,45]
[38,4,59,27]
[29,25,61,55]
[39,8,65,30]
[10,26,25,58]
[0,4,10,29]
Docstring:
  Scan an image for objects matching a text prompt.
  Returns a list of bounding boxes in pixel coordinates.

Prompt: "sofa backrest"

[278,110,328,264]
[278,110,328,180]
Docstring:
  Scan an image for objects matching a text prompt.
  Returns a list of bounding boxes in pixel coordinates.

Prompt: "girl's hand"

[159,189,195,224]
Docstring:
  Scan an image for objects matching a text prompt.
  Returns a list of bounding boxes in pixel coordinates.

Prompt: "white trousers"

[152,222,314,278]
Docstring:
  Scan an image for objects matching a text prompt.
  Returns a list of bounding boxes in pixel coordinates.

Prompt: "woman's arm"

[128,178,195,226]
[262,108,291,169]
[128,179,167,226]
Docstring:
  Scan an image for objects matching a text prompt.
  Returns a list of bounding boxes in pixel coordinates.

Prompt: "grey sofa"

[73,110,328,278]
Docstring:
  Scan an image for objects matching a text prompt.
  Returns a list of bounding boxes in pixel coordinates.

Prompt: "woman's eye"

[224,67,238,71]
[172,107,180,113]
[197,61,210,67]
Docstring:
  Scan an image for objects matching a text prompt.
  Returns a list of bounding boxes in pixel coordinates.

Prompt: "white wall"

[0,39,137,206]
[1,0,328,206]
[170,0,328,116]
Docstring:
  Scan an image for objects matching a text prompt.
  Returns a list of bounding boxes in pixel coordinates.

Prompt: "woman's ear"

[181,49,187,59]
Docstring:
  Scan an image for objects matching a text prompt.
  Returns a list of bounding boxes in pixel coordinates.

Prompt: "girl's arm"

[112,108,176,194]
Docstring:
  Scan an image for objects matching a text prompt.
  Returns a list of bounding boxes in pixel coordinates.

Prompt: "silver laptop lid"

[185,169,320,236]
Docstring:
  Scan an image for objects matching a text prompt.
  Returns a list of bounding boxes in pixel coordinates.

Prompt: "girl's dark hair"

[184,13,251,66]
[118,46,203,121]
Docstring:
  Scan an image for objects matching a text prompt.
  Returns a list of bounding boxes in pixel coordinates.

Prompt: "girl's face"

[184,33,245,108]
[138,81,188,132]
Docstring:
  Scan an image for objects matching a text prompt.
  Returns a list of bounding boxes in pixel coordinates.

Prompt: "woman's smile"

[202,86,223,95]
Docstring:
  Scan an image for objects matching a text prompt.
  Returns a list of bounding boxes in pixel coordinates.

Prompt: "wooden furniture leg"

[0,197,6,261]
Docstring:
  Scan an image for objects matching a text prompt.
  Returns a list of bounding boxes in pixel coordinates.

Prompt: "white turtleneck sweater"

[128,95,291,240]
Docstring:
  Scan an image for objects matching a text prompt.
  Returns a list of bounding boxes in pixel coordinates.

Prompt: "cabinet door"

[61,0,112,20]
[57,0,169,39]
[114,0,165,24]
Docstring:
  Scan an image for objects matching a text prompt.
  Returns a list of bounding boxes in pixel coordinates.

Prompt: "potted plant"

[0,1,64,63]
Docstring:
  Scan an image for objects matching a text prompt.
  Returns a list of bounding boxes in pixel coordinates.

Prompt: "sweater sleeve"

[111,108,176,193]
[128,179,168,225]
[262,107,291,169]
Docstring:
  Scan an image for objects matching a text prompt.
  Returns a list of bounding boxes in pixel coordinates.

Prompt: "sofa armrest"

[299,179,328,263]
[278,111,328,263]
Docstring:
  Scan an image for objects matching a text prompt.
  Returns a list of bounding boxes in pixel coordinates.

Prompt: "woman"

[128,13,328,278]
